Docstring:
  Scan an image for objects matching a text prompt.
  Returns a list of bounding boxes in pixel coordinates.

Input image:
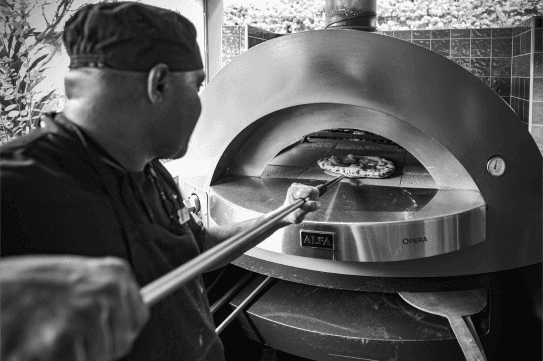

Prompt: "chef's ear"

[147,63,169,104]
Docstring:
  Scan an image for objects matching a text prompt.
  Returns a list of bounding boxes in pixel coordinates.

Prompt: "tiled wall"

[222,17,543,153]
[247,25,283,48]
[377,19,543,153]
[223,25,516,106]
[531,16,543,155]
[222,25,246,67]
[222,25,281,67]
[512,19,534,126]
[383,29,513,106]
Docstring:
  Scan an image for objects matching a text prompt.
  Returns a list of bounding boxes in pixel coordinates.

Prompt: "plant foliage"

[0,0,78,144]
[224,0,543,33]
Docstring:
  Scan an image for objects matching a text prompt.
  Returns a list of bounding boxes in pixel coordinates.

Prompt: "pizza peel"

[141,174,348,306]
[399,289,488,361]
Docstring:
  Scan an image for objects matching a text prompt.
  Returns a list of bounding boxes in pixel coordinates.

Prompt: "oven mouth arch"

[164,27,540,278]
[211,103,479,192]
[207,103,487,263]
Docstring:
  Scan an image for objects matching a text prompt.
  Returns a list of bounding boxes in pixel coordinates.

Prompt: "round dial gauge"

[487,156,506,177]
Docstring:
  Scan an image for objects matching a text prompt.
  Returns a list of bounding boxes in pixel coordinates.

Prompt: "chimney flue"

[325,0,377,31]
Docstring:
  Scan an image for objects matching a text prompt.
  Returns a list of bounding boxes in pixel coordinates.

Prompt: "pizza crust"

[317,154,396,178]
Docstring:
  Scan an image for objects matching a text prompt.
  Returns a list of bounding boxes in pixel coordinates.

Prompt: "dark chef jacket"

[0,113,224,361]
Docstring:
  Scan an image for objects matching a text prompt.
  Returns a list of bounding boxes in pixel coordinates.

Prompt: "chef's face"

[154,69,205,160]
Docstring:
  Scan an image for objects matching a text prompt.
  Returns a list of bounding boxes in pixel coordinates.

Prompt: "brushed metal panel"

[168,29,541,276]
[210,176,486,262]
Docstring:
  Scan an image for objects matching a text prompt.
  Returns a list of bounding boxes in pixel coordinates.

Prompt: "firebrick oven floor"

[261,139,438,189]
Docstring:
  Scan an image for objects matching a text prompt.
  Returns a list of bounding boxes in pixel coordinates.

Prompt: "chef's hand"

[282,183,321,224]
[0,255,149,361]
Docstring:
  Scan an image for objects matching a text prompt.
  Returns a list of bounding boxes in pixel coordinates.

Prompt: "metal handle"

[140,176,343,307]
[317,175,345,196]
[215,276,274,334]
[210,273,253,314]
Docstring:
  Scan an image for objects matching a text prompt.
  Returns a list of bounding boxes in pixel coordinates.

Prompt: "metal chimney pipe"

[325,0,377,31]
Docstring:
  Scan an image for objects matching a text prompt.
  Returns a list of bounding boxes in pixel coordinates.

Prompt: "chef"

[0,2,321,360]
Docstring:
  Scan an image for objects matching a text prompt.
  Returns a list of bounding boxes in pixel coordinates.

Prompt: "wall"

[223,25,515,104]
[222,25,246,66]
[222,26,516,104]
[511,18,533,126]
[383,20,542,155]
[383,28,514,108]
[222,25,281,67]
[531,16,543,154]
[206,0,224,82]
[222,16,543,154]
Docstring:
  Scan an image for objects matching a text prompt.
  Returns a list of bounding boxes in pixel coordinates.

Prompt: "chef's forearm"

[199,183,319,270]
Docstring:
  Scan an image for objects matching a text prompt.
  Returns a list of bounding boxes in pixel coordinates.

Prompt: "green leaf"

[17,80,27,93]
[5,104,17,111]
[7,34,15,54]
[32,45,48,53]
[28,54,47,71]
[35,89,56,109]
[11,38,23,58]
[7,110,20,118]
[11,60,23,75]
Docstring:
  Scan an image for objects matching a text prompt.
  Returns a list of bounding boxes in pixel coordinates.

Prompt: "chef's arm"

[0,256,149,361]
[201,183,320,268]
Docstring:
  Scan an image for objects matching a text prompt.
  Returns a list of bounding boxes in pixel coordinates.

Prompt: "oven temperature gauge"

[487,156,506,177]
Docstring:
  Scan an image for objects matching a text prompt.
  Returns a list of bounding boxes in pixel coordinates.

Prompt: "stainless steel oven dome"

[169,29,541,290]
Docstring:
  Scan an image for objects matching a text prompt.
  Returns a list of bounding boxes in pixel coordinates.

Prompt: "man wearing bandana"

[0,2,320,361]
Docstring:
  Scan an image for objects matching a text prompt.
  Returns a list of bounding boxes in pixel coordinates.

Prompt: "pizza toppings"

[317,154,396,178]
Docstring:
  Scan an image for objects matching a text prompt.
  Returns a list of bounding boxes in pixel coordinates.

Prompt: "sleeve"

[0,144,128,259]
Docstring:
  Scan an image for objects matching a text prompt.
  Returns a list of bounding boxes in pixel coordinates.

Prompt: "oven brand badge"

[402,237,428,245]
[300,231,335,250]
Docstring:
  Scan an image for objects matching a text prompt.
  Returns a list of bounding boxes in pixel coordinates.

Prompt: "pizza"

[317,154,396,178]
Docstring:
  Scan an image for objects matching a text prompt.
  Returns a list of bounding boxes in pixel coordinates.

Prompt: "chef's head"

[63,1,205,160]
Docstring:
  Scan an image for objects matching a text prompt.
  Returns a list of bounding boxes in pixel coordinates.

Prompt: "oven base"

[221,264,541,361]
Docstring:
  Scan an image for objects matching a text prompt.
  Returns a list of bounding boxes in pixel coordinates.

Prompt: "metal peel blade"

[399,289,488,361]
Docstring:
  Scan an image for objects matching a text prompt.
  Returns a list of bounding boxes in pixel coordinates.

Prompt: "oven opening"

[261,128,437,189]
[209,118,485,262]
